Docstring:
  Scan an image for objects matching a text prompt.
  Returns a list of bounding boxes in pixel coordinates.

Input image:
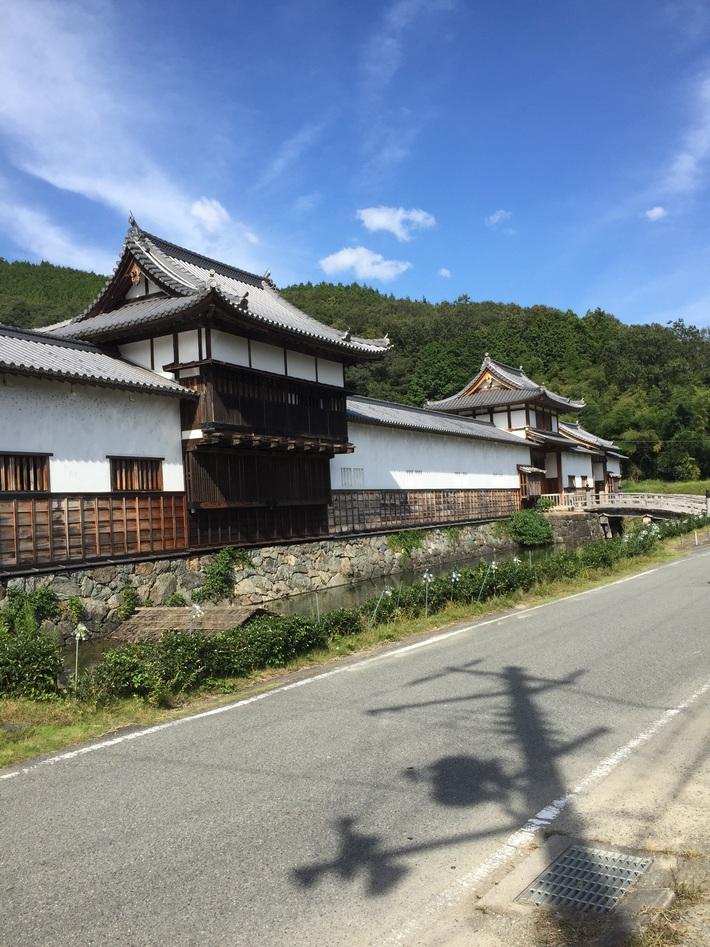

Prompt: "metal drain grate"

[517,845,652,913]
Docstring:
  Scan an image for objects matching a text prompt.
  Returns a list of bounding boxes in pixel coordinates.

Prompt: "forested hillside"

[2,258,709,481]
[284,283,710,482]
[0,258,105,327]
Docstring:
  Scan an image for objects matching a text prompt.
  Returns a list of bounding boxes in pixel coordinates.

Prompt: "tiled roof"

[426,389,537,410]
[426,354,585,413]
[346,395,530,446]
[0,324,193,397]
[48,223,390,358]
[559,421,615,450]
[49,292,209,340]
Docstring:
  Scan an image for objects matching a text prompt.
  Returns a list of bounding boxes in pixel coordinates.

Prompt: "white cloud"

[190,197,230,234]
[356,205,435,241]
[253,121,326,191]
[438,267,451,278]
[485,209,513,227]
[0,1,261,268]
[319,246,411,281]
[645,205,668,221]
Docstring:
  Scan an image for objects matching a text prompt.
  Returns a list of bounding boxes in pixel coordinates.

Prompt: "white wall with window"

[331,422,531,490]
[560,451,594,490]
[0,374,184,493]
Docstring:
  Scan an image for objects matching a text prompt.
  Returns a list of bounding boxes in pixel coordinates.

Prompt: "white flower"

[384,587,393,597]
[74,622,90,641]
[512,556,521,565]
[490,560,497,572]
[423,571,434,583]
[450,571,461,582]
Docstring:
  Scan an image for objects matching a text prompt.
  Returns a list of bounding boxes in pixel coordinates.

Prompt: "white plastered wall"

[560,451,594,488]
[331,423,530,490]
[0,375,184,492]
[606,457,622,477]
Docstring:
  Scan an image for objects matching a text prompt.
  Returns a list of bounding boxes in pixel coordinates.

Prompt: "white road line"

[385,677,710,946]
[2,550,708,784]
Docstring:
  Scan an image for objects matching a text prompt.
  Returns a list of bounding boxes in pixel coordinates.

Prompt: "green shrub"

[386,529,424,561]
[318,607,363,638]
[0,621,63,699]
[507,510,553,546]
[117,584,139,621]
[163,592,188,607]
[535,497,556,511]
[192,547,252,603]
[6,587,59,631]
[58,596,82,625]
[91,642,165,702]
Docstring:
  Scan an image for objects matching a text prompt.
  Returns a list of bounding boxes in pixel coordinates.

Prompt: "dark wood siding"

[181,365,347,441]
[185,449,331,508]
[0,493,187,572]
[329,488,521,534]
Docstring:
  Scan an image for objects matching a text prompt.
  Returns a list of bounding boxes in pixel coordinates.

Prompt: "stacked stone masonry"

[0,513,604,630]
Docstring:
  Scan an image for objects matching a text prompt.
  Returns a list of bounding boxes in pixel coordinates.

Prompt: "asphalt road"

[2,551,710,946]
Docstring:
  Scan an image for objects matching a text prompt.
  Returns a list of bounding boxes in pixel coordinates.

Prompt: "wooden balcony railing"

[0,492,188,572]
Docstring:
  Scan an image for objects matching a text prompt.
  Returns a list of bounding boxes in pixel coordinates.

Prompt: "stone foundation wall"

[0,513,606,629]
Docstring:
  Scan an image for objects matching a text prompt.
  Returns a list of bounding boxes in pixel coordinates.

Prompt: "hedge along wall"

[0,514,603,630]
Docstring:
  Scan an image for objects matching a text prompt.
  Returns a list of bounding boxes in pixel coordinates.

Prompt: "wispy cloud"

[253,121,327,191]
[661,74,710,194]
[485,209,516,234]
[485,209,512,227]
[438,267,451,278]
[0,1,260,267]
[356,0,454,181]
[645,205,668,221]
[319,246,411,281]
[357,205,435,241]
[292,192,322,214]
[0,180,114,273]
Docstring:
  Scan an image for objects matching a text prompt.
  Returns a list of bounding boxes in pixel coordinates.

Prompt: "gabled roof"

[0,324,193,398]
[46,221,390,359]
[346,395,531,446]
[426,354,585,413]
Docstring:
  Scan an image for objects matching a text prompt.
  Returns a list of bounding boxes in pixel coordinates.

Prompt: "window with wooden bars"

[110,457,163,492]
[0,453,50,492]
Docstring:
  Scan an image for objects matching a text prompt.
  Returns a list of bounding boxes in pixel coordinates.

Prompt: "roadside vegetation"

[2,515,708,768]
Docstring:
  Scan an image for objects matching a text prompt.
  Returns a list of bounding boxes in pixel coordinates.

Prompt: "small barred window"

[110,457,163,492]
[0,454,50,492]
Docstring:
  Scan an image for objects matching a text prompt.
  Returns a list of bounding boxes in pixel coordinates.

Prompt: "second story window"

[0,453,50,493]
[110,457,163,492]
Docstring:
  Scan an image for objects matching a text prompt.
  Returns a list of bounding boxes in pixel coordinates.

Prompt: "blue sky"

[1,1,710,325]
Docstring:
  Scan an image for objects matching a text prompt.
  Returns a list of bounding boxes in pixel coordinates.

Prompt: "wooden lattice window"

[110,457,163,492]
[0,453,50,492]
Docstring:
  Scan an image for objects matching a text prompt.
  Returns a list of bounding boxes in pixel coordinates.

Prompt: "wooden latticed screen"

[0,454,50,493]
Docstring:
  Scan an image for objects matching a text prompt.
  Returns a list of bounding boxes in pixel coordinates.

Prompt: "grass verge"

[622,479,710,496]
[0,535,699,770]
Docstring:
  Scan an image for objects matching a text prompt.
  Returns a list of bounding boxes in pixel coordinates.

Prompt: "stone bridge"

[544,492,709,519]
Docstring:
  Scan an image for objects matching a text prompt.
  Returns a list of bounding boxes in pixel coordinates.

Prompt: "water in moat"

[265,542,566,619]
[60,540,580,672]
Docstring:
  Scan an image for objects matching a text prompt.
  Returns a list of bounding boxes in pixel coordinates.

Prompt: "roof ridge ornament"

[128,211,139,230]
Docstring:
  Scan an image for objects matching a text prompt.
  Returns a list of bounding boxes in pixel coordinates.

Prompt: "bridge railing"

[540,492,707,515]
